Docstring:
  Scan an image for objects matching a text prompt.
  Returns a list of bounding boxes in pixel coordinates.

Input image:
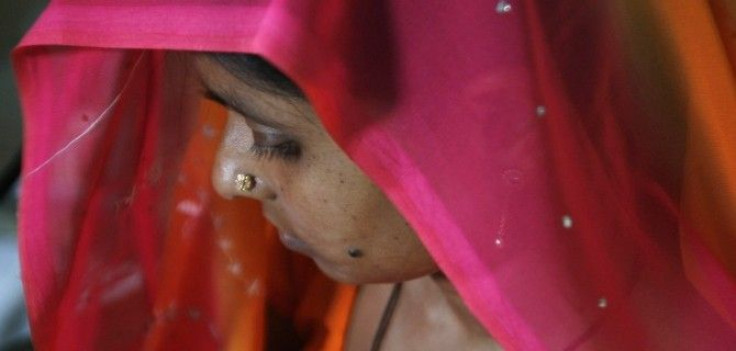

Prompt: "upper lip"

[262,208,316,255]
[262,207,288,232]
[262,207,300,238]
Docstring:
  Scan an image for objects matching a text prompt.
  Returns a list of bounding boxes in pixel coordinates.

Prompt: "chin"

[312,257,436,285]
[312,258,367,284]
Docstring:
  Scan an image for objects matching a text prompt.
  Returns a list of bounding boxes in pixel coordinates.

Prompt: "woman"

[13,0,736,349]
[197,52,498,349]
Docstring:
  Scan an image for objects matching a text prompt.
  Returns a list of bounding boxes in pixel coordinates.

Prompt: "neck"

[346,274,500,350]
[383,273,498,350]
[419,273,491,337]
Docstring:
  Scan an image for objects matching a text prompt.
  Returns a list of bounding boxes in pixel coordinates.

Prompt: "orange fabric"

[144,98,355,350]
[319,285,358,350]
[297,277,357,351]
[645,0,736,328]
[144,99,267,350]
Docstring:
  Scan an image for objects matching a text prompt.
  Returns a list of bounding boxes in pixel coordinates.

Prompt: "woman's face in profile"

[194,55,437,284]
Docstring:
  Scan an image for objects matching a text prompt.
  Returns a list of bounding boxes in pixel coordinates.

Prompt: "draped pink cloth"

[13,0,736,349]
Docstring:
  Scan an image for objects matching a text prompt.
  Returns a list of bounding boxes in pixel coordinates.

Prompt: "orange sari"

[145,100,356,350]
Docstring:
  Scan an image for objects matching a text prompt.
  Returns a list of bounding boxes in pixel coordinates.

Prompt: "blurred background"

[1,1,47,350]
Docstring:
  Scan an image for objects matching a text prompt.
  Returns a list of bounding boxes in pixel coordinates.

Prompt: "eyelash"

[249,140,302,161]
[199,90,302,162]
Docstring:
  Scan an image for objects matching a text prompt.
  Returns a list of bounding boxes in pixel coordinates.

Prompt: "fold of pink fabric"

[13,0,736,349]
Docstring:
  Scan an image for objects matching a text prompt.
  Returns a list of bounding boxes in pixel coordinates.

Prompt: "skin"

[194,55,499,349]
[195,55,437,284]
[348,279,502,350]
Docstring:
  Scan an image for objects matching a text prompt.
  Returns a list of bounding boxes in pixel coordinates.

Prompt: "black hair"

[209,53,305,99]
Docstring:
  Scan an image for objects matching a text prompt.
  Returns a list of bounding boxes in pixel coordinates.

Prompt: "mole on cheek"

[347,248,363,258]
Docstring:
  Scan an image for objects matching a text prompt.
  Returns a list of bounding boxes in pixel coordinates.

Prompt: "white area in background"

[0,181,31,350]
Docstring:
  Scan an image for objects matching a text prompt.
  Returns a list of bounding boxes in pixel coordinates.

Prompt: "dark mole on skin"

[347,248,364,258]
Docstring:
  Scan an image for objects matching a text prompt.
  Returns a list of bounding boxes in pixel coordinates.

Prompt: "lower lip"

[278,231,313,254]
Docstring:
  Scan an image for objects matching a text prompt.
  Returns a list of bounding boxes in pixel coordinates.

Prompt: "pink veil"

[13,0,736,349]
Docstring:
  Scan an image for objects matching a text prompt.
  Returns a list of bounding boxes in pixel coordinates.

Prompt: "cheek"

[279,160,437,283]
[261,134,438,283]
[277,156,367,241]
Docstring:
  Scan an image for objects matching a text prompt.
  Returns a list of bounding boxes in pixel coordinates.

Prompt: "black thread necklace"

[370,283,403,351]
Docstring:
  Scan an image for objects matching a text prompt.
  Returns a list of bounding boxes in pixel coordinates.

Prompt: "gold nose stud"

[235,173,256,192]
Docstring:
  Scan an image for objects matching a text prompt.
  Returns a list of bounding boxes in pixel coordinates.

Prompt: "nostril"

[247,175,277,201]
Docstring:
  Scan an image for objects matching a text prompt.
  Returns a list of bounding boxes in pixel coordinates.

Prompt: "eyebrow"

[203,87,291,129]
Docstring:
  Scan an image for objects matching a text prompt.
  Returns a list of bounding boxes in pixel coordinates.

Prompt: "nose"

[211,111,275,201]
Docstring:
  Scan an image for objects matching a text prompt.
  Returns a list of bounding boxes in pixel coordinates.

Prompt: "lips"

[262,208,315,255]
[277,230,314,255]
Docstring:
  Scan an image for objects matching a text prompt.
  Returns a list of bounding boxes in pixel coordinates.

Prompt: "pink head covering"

[13,0,736,349]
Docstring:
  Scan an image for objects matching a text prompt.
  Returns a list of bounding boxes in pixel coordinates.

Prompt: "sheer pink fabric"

[13,0,736,349]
